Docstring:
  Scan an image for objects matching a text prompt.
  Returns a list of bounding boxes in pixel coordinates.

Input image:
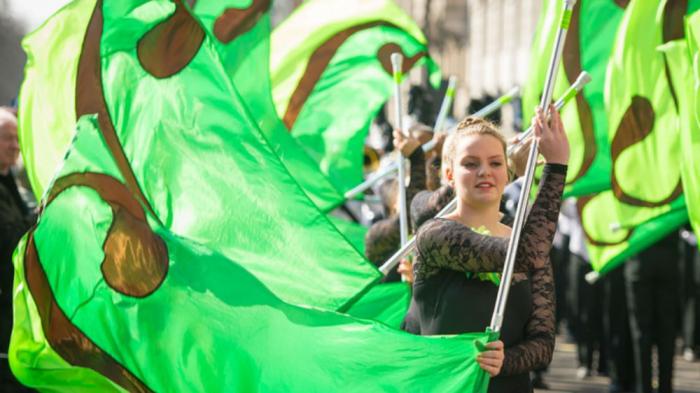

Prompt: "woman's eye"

[463,162,478,168]
[490,162,503,167]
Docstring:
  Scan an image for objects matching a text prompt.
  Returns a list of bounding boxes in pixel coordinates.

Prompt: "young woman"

[407,105,569,392]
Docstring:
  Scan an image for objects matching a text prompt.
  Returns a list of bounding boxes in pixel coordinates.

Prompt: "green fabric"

[603,0,699,227]
[12,114,495,392]
[271,0,440,195]
[344,282,410,329]
[19,0,381,312]
[579,191,688,273]
[328,215,368,254]
[17,0,96,200]
[661,37,700,238]
[192,0,344,212]
[691,12,700,131]
[522,0,624,197]
[9,237,127,393]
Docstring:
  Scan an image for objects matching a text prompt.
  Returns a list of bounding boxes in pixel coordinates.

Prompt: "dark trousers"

[625,233,680,393]
[568,254,606,371]
[604,266,636,392]
[682,243,700,351]
[550,239,570,329]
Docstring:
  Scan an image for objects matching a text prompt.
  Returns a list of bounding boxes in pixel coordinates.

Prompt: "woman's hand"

[393,129,422,158]
[477,340,504,377]
[533,104,569,165]
[397,258,414,283]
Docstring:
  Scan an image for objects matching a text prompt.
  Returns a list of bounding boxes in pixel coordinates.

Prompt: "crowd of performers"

[357,96,700,393]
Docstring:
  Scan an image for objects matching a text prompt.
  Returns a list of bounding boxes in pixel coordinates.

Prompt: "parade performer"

[408,105,569,392]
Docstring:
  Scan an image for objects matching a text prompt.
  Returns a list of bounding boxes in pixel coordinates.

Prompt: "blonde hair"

[441,117,508,182]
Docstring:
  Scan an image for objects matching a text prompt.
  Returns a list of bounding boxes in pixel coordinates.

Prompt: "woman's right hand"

[393,129,421,158]
[397,258,414,283]
[532,104,570,165]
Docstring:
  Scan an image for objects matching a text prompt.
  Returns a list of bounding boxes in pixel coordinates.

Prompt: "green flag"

[191,0,345,212]
[603,0,700,227]
[271,0,440,195]
[578,192,688,273]
[661,37,700,237]
[345,282,410,329]
[677,11,700,236]
[18,0,381,311]
[10,114,494,392]
[522,0,626,197]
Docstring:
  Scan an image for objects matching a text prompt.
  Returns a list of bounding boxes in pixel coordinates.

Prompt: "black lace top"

[408,164,566,391]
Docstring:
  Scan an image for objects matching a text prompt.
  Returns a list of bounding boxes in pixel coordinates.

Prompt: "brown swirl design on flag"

[376,43,428,76]
[47,173,168,298]
[137,0,204,78]
[214,0,271,43]
[24,230,153,392]
[610,96,683,207]
[283,21,433,129]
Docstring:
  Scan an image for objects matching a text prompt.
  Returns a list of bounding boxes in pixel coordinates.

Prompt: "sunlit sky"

[7,0,70,31]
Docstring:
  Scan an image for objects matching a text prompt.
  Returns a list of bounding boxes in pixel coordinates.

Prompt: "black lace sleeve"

[365,216,400,267]
[410,185,454,230]
[414,164,566,281]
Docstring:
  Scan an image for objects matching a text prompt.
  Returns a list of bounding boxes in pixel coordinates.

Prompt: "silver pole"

[379,72,586,276]
[508,71,590,151]
[391,53,409,246]
[471,86,520,118]
[489,0,577,333]
[432,76,458,134]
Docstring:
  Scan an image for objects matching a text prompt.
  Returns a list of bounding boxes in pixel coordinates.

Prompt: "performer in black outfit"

[407,105,569,392]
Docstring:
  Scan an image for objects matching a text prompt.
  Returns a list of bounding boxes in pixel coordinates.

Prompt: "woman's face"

[447,134,508,208]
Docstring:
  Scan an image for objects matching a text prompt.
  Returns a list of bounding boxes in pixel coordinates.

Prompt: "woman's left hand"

[477,340,504,377]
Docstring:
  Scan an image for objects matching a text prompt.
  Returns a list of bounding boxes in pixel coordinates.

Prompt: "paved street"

[536,339,700,393]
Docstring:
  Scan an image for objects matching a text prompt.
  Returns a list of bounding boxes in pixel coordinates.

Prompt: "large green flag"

[10,114,494,392]
[522,0,626,197]
[578,192,688,273]
[603,0,700,227]
[271,0,440,195]
[191,0,345,211]
[18,0,381,311]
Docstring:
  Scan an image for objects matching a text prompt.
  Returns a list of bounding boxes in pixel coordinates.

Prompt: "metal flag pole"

[344,85,519,201]
[391,53,409,246]
[379,69,589,276]
[489,0,577,333]
[508,71,590,151]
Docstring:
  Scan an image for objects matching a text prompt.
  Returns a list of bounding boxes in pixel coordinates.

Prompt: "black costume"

[407,164,566,393]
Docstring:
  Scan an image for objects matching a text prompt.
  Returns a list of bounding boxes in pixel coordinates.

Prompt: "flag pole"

[379,69,589,276]
[489,0,577,333]
[344,85,518,201]
[391,53,409,246]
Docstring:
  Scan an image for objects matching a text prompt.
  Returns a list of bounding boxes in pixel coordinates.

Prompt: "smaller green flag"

[579,191,687,274]
[271,0,440,195]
